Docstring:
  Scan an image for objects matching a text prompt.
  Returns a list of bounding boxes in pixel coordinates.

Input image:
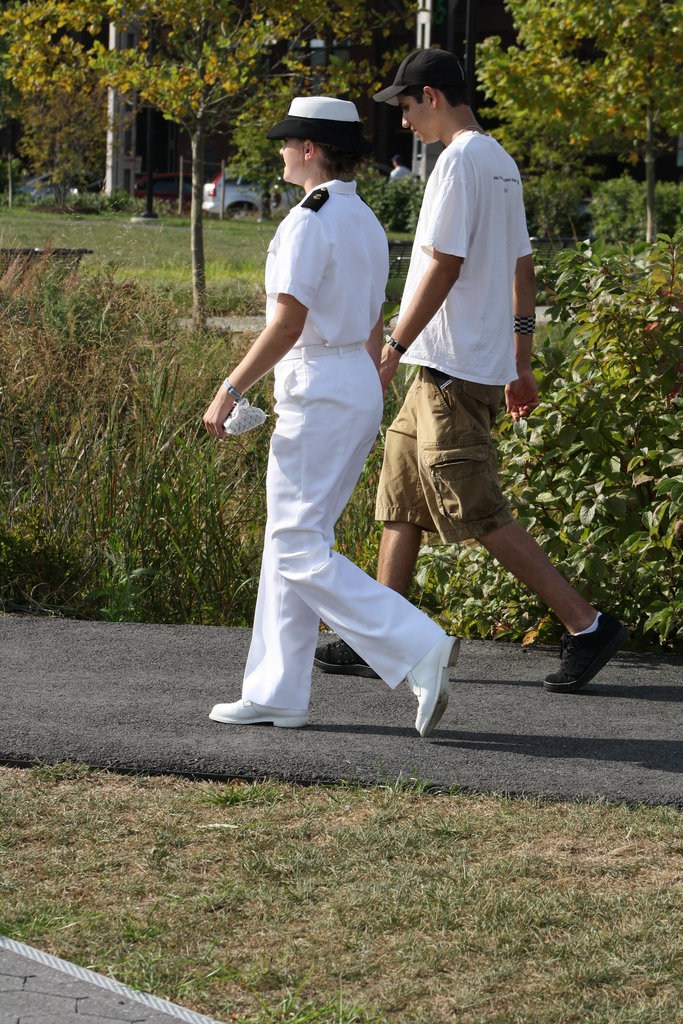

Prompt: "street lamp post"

[464,0,478,112]
[140,18,157,221]
[140,101,157,220]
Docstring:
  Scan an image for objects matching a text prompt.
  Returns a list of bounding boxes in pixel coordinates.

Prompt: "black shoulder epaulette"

[301,187,329,211]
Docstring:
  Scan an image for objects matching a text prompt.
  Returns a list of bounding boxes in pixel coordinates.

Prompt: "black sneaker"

[314,636,380,678]
[543,613,629,692]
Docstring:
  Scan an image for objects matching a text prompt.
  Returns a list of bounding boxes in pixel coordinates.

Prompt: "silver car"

[202,173,263,217]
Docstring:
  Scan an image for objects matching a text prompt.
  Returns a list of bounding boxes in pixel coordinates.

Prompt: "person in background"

[203,96,458,738]
[315,50,628,692]
[390,153,411,180]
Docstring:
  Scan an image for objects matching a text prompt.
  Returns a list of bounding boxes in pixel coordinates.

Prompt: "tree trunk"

[190,127,207,328]
[645,103,657,244]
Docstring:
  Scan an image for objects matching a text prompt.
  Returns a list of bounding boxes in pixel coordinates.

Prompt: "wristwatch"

[384,333,407,354]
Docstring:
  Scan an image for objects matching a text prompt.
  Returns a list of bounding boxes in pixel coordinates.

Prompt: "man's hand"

[379,344,402,394]
[505,369,539,421]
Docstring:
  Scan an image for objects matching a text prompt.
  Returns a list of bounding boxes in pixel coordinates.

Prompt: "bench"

[388,237,583,276]
[0,248,93,274]
[529,237,582,257]
[387,239,413,281]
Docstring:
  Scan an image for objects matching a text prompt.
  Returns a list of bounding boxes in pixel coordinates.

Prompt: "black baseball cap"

[373,48,467,105]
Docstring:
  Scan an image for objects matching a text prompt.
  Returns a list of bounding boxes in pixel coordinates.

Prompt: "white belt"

[281,341,364,361]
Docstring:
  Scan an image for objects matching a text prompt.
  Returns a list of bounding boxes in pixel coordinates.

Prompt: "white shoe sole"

[209,703,308,728]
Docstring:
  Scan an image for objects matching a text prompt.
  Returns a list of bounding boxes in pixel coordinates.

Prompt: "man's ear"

[423,86,438,106]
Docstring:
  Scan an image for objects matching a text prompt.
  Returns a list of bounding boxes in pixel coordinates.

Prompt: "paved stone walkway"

[0,937,224,1024]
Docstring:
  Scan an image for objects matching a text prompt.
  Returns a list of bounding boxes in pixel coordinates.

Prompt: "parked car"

[15,173,79,201]
[269,179,301,215]
[133,172,193,205]
[202,172,263,217]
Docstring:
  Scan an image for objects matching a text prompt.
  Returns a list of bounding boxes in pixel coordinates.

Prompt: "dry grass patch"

[1,764,681,1024]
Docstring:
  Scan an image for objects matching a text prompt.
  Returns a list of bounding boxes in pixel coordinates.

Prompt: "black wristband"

[513,314,536,335]
[385,335,407,354]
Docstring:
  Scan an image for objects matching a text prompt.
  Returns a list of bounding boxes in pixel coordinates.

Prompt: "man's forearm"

[390,254,462,350]
[365,315,384,372]
[513,335,533,375]
[513,253,536,317]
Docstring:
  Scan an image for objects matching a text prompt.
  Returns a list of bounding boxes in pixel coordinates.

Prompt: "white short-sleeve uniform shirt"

[400,132,532,385]
[265,179,388,348]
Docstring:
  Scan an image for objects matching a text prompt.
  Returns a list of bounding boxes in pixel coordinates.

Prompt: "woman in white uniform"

[203,97,457,737]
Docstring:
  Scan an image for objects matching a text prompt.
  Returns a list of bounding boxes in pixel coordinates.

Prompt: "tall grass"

[4,232,678,649]
[0,257,395,625]
[0,260,272,623]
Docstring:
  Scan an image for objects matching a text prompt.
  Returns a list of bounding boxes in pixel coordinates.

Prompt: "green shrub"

[416,231,683,651]
[357,171,425,233]
[68,187,134,214]
[590,173,683,243]
[522,172,591,240]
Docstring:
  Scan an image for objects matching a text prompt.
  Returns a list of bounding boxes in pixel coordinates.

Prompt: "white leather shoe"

[209,700,308,728]
[406,636,460,738]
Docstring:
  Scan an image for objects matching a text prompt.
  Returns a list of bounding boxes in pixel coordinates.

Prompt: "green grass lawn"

[1,764,681,1024]
[0,206,275,312]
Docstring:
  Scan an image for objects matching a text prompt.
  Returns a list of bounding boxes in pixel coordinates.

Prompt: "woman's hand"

[203,385,235,438]
[202,294,308,440]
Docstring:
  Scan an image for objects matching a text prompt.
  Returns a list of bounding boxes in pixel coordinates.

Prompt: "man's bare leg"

[376,520,423,595]
[480,520,596,635]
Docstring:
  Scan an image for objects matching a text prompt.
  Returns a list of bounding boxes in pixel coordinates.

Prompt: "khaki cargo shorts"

[375,366,513,543]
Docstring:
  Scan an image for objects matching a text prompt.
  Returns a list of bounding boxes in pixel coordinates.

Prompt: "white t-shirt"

[400,132,532,385]
[266,179,388,348]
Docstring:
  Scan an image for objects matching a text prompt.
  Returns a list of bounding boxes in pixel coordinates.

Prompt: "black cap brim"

[372,83,406,105]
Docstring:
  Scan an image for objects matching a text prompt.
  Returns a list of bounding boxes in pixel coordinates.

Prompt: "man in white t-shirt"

[389,154,411,180]
[315,48,628,694]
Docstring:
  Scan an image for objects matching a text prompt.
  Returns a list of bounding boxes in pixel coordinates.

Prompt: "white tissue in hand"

[223,398,267,435]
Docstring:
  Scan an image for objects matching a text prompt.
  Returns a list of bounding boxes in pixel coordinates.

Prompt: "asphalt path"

[0,614,681,1023]
[1,614,681,806]
[1,610,683,802]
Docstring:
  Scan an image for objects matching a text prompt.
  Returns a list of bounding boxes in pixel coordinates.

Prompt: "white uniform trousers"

[242,343,445,710]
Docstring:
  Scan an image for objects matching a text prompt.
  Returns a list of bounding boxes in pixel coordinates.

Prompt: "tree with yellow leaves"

[1,1,409,324]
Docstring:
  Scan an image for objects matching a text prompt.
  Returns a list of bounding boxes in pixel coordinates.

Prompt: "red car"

[133,173,193,205]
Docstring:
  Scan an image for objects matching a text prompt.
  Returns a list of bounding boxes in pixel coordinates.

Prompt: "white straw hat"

[267,96,372,155]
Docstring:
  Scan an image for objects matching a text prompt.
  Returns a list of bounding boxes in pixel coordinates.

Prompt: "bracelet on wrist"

[513,314,536,335]
[384,334,408,355]
[223,378,243,401]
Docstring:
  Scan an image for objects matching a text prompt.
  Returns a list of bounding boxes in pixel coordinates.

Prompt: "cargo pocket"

[421,442,496,522]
